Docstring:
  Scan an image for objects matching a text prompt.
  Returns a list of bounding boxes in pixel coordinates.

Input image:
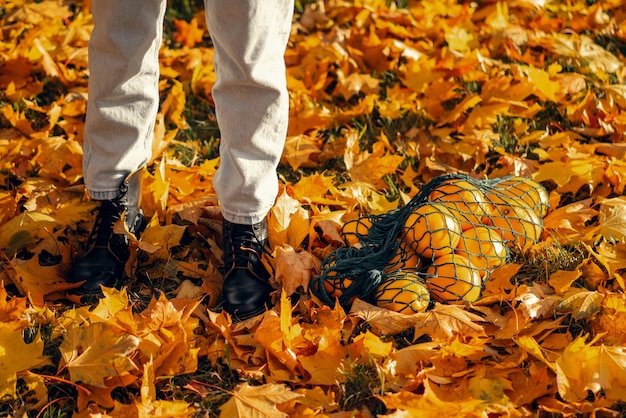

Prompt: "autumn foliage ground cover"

[2,0,626,416]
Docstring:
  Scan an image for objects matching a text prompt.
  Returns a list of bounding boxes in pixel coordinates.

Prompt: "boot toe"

[222,269,273,320]
[68,248,124,295]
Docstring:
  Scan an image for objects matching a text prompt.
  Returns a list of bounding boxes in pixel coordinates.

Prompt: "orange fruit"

[483,198,542,248]
[455,225,508,279]
[494,176,549,218]
[376,270,431,314]
[428,179,490,230]
[403,203,462,259]
[342,217,373,246]
[322,275,354,304]
[425,254,482,303]
[385,241,423,273]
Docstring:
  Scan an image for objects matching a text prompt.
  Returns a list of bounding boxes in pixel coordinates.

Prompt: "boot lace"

[87,199,125,249]
[224,222,266,269]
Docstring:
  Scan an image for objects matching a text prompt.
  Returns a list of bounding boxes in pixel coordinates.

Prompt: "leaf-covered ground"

[2,0,626,416]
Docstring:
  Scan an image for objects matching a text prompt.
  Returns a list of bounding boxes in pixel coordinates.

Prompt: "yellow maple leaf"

[0,326,47,399]
[7,257,77,305]
[135,357,195,417]
[599,196,626,242]
[268,189,310,250]
[556,334,626,403]
[219,382,302,418]
[60,321,140,388]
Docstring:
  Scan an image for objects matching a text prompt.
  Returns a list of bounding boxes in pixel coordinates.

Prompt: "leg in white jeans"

[205,0,294,225]
[84,0,294,224]
[83,0,166,200]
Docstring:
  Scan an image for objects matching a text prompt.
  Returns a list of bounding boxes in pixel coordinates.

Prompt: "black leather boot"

[69,171,145,295]
[221,219,274,321]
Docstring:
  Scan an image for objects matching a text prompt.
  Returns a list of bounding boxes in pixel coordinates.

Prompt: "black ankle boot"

[221,219,273,321]
[69,171,145,295]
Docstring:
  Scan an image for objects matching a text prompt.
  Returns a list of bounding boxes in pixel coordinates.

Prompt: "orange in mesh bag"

[425,253,483,303]
[375,269,431,314]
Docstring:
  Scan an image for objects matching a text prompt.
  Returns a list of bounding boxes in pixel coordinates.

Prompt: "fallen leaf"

[273,245,320,296]
[0,327,46,398]
[60,322,140,388]
[219,382,302,418]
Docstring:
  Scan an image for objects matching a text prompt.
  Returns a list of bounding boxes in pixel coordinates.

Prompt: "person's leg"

[205,1,293,224]
[69,0,166,294]
[83,0,166,199]
[204,0,294,320]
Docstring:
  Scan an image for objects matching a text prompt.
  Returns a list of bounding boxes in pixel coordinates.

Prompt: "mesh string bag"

[310,173,548,310]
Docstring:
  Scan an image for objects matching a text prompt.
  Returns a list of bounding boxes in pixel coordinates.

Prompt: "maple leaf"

[0,284,29,327]
[282,134,322,170]
[599,196,626,242]
[414,304,487,341]
[350,299,422,335]
[136,358,195,417]
[60,321,140,388]
[173,17,204,48]
[0,326,47,399]
[273,245,320,296]
[555,289,603,320]
[219,382,302,418]
[268,189,310,250]
[556,334,626,403]
[541,198,598,243]
[7,257,78,305]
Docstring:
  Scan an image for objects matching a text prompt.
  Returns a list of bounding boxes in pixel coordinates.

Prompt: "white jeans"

[83,0,294,225]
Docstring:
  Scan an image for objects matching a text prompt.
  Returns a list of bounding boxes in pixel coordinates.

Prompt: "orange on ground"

[403,203,462,259]
[376,270,431,314]
[455,225,508,280]
[425,254,482,303]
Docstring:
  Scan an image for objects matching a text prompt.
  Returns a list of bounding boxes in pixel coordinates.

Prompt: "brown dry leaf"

[254,303,303,379]
[548,269,582,294]
[533,160,604,195]
[0,285,29,327]
[514,283,558,321]
[290,172,346,206]
[273,245,320,296]
[138,221,186,260]
[479,263,521,302]
[350,298,421,335]
[556,289,604,320]
[348,142,404,190]
[298,325,349,385]
[219,382,302,418]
